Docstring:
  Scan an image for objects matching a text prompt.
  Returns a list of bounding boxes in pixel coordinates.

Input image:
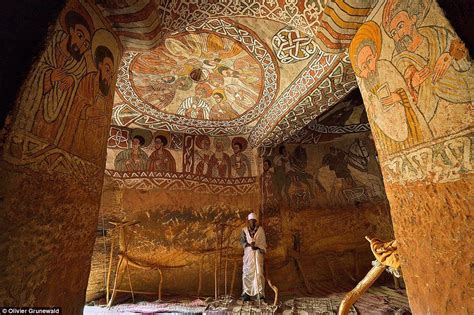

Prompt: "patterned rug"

[84,286,410,314]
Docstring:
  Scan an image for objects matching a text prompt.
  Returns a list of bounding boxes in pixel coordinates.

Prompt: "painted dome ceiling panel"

[99,0,366,144]
[95,0,326,50]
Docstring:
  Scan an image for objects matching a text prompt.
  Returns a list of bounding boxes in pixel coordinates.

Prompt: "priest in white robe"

[240,212,267,301]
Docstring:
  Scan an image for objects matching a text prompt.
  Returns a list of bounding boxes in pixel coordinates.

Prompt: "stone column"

[349,0,473,313]
[0,1,121,313]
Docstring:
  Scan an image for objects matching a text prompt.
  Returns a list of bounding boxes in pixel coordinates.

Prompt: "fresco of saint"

[382,0,473,137]
[209,89,238,120]
[194,135,213,176]
[130,31,263,121]
[230,137,252,177]
[260,159,276,205]
[349,21,430,155]
[209,138,231,178]
[20,10,92,144]
[148,135,176,172]
[114,135,148,172]
[59,30,119,164]
[177,83,212,119]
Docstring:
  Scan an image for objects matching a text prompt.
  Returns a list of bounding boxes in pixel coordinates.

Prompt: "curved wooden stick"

[338,263,386,315]
[106,235,115,304]
[125,260,134,303]
[107,256,125,307]
[267,278,278,306]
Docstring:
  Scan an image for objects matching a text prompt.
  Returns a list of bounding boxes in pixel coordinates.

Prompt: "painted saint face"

[263,161,270,171]
[161,76,176,84]
[356,45,377,79]
[388,11,417,53]
[213,94,224,103]
[99,57,114,96]
[205,58,220,67]
[132,138,141,150]
[232,144,241,154]
[202,138,211,150]
[68,24,91,61]
[155,137,163,149]
[215,140,223,151]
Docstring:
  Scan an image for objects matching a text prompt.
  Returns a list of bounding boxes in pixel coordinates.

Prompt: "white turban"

[247,212,257,221]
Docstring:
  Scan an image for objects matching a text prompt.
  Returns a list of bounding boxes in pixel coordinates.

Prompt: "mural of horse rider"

[321,146,356,187]
[273,145,292,203]
[286,145,315,200]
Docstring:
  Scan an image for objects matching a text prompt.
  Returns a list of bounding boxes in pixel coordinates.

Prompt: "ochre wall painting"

[0,0,121,313]
[130,32,263,120]
[87,124,394,299]
[257,129,393,297]
[348,0,473,313]
[87,126,261,298]
[261,132,385,211]
[105,126,258,193]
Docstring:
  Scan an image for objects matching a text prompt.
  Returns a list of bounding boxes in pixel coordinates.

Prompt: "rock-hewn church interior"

[0,0,472,314]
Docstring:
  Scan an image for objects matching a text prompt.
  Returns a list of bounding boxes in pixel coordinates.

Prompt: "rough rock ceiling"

[98,0,371,147]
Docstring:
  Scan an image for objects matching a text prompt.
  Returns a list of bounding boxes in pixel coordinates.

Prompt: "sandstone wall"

[0,1,121,313]
[87,128,394,300]
[349,0,474,313]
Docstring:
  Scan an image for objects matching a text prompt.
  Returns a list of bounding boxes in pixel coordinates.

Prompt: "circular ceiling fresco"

[130,32,263,121]
[115,18,278,132]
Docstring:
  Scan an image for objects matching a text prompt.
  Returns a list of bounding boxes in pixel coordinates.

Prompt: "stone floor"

[84,284,411,314]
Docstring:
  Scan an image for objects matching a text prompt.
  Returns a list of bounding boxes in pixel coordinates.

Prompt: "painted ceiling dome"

[102,0,369,144]
[116,19,278,133]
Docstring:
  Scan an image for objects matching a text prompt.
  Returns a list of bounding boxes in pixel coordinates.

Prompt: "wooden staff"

[107,255,125,307]
[265,268,278,306]
[338,263,386,315]
[105,234,115,304]
[125,260,134,303]
[267,278,278,307]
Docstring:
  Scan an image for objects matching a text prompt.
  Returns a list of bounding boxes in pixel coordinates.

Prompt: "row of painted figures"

[114,135,253,178]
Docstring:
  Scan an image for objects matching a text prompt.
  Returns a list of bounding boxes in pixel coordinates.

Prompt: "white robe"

[242,226,267,297]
